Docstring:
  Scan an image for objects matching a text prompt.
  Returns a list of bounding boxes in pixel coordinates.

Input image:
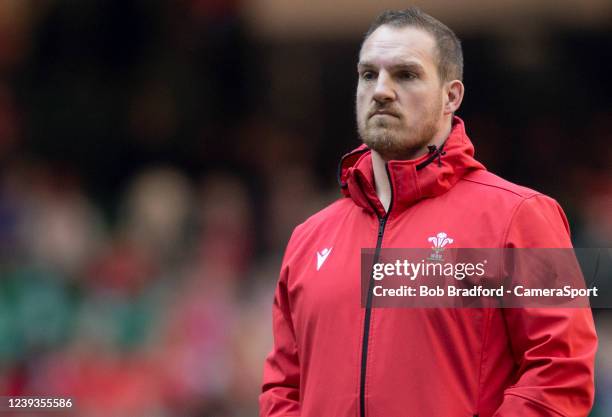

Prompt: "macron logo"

[316,247,333,271]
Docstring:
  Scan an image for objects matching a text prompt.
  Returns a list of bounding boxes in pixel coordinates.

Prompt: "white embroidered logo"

[316,247,333,271]
[428,232,453,261]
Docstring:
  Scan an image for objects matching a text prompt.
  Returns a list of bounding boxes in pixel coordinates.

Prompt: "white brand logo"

[428,232,453,261]
[316,247,333,270]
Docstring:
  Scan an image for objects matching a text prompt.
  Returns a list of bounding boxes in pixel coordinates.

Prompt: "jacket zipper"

[359,163,393,417]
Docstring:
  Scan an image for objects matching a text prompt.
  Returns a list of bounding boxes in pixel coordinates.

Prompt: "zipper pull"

[378,218,386,237]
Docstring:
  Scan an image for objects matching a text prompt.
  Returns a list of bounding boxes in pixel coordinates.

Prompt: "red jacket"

[260,117,597,417]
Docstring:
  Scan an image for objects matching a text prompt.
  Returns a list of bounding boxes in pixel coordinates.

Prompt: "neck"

[372,119,452,213]
[372,151,392,212]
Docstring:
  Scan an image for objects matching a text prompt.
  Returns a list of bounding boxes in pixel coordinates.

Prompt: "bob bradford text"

[372,285,598,298]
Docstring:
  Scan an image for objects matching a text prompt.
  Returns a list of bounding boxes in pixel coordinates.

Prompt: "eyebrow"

[357,61,425,72]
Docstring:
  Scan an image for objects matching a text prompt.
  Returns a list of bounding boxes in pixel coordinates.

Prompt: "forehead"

[359,25,437,68]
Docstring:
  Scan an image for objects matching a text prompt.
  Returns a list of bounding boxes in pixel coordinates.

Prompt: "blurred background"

[0,0,610,416]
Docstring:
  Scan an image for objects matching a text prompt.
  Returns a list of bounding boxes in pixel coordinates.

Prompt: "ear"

[443,80,464,114]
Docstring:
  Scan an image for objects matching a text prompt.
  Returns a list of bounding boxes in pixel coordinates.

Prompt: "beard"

[358,100,442,161]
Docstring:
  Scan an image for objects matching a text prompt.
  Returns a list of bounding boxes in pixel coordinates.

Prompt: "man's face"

[356,25,446,160]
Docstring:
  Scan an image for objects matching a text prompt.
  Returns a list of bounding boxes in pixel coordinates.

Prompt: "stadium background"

[0,0,610,416]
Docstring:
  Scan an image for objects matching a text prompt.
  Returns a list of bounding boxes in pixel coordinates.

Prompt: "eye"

[397,71,416,81]
[361,71,376,81]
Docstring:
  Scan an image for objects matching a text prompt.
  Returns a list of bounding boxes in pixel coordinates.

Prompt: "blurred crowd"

[0,161,330,416]
[0,1,610,416]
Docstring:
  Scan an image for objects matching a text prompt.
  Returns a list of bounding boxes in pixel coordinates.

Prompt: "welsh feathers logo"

[428,232,453,261]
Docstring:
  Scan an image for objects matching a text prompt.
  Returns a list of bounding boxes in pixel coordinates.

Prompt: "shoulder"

[460,170,541,200]
[443,170,556,220]
[291,197,354,240]
[457,170,570,246]
[458,170,564,216]
[280,197,360,268]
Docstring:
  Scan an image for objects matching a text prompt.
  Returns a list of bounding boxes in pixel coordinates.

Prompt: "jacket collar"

[338,116,485,219]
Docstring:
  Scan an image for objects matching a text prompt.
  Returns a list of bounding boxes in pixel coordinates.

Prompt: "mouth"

[370,110,399,118]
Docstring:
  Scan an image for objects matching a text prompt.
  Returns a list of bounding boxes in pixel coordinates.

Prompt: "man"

[260,8,597,417]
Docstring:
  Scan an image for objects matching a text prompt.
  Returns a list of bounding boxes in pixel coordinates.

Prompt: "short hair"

[362,8,463,82]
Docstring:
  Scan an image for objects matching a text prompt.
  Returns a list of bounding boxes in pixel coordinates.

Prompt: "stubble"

[357,99,442,161]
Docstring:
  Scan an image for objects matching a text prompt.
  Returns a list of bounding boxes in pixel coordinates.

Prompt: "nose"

[372,72,396,104]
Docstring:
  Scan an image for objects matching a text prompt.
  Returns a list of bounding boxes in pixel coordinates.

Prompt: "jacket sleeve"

[493,195,597,417]
[260,232,301,417]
